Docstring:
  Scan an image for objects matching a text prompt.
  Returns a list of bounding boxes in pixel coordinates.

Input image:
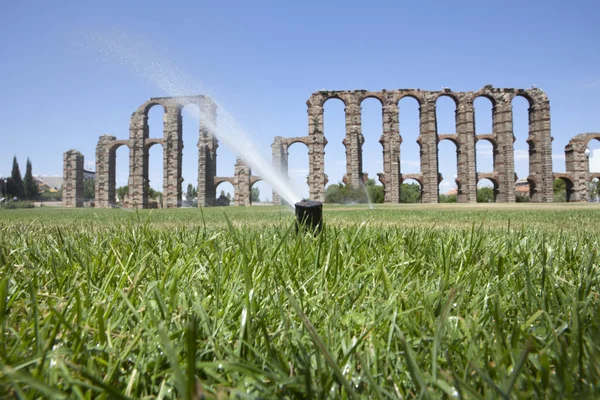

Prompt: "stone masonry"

[273,86,555,203]
[63,88,598,207]
[63,149,84,207]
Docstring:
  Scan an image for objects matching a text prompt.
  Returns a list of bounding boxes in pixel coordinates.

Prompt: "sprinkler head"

[295,200,323,233]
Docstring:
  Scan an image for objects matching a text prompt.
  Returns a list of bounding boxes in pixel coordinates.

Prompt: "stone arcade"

[63,87,598,207]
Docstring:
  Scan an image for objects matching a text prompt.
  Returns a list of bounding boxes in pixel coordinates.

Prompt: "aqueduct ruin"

[62,86,600,207]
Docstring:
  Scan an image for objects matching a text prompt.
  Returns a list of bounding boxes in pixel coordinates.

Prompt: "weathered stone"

[63,150,84,207]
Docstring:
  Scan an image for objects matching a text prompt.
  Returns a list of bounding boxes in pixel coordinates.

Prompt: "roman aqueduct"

[62,86,600,207]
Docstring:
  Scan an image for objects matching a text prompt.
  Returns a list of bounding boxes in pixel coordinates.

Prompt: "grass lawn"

[1,204,599,398]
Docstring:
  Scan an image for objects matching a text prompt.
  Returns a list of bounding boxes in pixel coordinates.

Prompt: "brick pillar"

[271,136,288,205]
[380,101,400,203]
[529,103,553,202]
[308,105,326,201]
[344,98,364,187]
[128,112,148,208]
[198,101,218,206]
[492,101,515,202]
[163,106,182,208]
[456,101,477,202]
[63,149,84,208]
[419,100,439,203]
[234,158,251,206]
[95,135,117,208]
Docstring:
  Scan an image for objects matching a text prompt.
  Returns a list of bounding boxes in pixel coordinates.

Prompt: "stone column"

[163,106,182,208]
[198,101,218,206]
[234,158,251,206]
[271,136,288,205]
[419,99,439,203]
[344,97,364,187]
[63,150,84,208]
[308,105,326,201]
[565,137,588,202]
[128,112,148,208]
[456,101,477,202]
[95,135,117,208]
[492,100,515,202]
[529,103,553,202]
[380,101,400,203]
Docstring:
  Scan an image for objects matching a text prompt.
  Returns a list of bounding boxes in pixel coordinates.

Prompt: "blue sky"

[1,0,600,200]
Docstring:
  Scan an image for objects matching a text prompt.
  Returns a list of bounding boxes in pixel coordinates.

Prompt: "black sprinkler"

[295,200,323,233]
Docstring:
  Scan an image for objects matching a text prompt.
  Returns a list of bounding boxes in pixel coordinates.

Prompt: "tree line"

[1,156,39,200]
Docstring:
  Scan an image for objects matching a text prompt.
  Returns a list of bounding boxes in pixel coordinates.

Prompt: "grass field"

[1,204,599,398]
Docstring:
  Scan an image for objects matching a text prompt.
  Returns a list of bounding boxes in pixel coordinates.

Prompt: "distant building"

[590,149,600,172]
[515,178,529,195]
[84,169,95,181]
[34,175,63,191]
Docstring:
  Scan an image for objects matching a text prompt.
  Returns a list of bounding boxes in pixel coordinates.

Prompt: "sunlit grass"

[0,206,599,398]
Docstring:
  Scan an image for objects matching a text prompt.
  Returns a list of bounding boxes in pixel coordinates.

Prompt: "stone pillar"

[380,101,400,203]
[95,135,117,208]
[492,101,515,202]
[271,136,288,205]
[456,101,477,202]
[343,97,364,187]
[128,112,148,208]
[529,103,553,202]
[565,137,588,202]
[419,99,439,203]
[163,106,182,208]
[234,158,251,206]
[198,100,218,206]
[308,105,326,201]
[63,150,84,208]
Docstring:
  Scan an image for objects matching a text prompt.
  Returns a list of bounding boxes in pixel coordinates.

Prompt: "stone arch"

[323,96,347,187]
[476,177,499,203]
[360,96,385,186]
[438,137,458,197]
[400,176,423,203]
[214,179,235,206]
[473,96,494,135]
[552,174,575,202]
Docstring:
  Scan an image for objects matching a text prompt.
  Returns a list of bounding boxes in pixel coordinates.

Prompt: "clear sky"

[1,0,600,200]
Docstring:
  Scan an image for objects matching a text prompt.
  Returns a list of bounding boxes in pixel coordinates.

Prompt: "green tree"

[117,186,129,202]
[23,158,39,200]
[553,179,567,202]
[84,179,95,200]
[439,194,457,203]
[477,187,495,203]
[400,183,421,203]
[11,156,24,198]
[251,187,260,203]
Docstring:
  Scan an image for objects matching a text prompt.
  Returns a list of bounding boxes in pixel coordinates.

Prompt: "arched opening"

[587,138,600,173]
[323,98,347,188]
[477,178,497,203]
[251,180,273,205]
[147,143,164,208]
[215,181,234,206]
[181,104,200,199]
[361,97,384,190]
[436,95,456,134]
[114,145,129,206]
[476,139,494,173]
[474,97,493,135]
[553,177,574,202]
[401,179,422,203]
[287,141,309,199]
[147,105,164,139]
[398,96,421,174]
[512,96,530,180]
[438,139,457,200]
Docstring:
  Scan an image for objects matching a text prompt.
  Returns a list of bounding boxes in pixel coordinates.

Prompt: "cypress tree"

[11,156,24,199]
[23,158,38,200]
